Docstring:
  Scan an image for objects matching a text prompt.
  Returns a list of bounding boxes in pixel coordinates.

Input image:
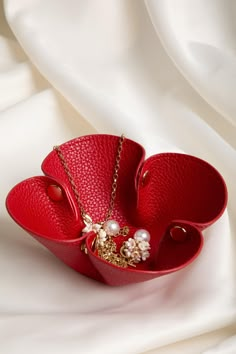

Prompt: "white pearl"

[134,229,151,242]
[125,238,136,250]
[103,220,120,236]
[138,241,150,251]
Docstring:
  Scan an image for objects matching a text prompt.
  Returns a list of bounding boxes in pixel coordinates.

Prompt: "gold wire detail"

[53,134,125,222]
[105,134,125,221]
[53,145,88,219]
[96,236,136,268]
[119,226,130,236]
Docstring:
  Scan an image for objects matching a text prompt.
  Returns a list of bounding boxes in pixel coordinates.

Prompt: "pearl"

[134,229,151,242]
[103,220,120,236]
[138,241,150,251]
[125,238,136,250]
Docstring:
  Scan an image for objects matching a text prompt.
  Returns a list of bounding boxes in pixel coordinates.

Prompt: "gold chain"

[53,134,125,222]
[53,135,150,269]
[53,144,88,219]
[105,134,124,221]
[97,236,135,268]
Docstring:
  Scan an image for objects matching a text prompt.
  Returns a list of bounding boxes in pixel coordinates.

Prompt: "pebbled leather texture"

[6,134,227,286]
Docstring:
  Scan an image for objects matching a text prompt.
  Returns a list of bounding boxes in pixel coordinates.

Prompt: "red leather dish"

[6,134,227,286]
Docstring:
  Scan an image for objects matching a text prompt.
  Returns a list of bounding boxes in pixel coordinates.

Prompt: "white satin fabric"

[1,1,236,353]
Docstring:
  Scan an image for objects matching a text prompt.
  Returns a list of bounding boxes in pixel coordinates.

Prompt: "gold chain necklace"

[54,135,124,223]
[54,135,151,268]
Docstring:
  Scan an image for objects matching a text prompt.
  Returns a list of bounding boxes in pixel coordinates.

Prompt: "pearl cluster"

[96,220,120,246]
[82,217,151,266]
[121,229,151,263]
[82,219,121,246]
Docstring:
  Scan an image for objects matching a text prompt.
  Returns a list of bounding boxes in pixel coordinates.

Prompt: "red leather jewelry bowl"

[6,134,227,286]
